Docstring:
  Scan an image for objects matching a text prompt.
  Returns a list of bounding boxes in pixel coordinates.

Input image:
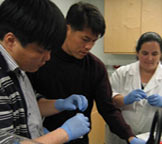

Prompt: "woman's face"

[137,41,161,72]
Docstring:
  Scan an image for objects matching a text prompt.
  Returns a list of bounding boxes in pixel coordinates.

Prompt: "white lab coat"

[105,61,162,144]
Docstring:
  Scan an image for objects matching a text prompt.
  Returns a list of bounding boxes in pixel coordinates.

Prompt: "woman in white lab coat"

[105,32,162,144]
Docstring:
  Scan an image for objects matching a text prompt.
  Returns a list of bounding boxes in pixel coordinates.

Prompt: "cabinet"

[89,103,105,144]
[104,0,162,54]
[141,0,162,34]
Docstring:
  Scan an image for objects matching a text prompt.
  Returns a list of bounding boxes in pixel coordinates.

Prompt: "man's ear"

[66,24,70,31]
[66,24,73,35]
[2,32,17,51]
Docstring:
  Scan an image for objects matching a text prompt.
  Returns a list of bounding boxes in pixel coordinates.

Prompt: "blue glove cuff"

[43,128,49,134]
[123,96,128,105]
[60,125,72,141]
[54,99,64,112]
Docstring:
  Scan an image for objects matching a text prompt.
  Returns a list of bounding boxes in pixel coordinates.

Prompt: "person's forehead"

[79,28,99,39]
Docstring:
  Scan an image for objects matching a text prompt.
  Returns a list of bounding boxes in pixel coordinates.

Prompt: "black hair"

[0,0,66,50]
[66,1,105,38]
[136,32,162,53]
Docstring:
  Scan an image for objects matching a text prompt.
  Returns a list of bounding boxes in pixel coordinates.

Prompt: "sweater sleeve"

[92,59,135,141]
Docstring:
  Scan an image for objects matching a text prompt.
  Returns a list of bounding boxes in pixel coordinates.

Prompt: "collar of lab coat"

[129,61,162,92]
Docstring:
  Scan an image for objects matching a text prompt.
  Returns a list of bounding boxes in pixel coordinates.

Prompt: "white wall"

[0,0,4,3]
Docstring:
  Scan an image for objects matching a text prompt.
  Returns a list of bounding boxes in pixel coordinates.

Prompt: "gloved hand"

[124,89,147,105]
[54,94,88,112]
[60,113,90,141]
[130,137,146,144]
[147,94,162,107]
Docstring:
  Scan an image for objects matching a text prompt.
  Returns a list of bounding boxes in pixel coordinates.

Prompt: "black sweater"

[28,48,134,143]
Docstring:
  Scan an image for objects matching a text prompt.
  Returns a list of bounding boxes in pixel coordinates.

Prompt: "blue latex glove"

[60,113,90,141]
[147,94,162,107]
[43,127,49,134]
[130,137,146,144]
[124,89,147,105]
[55,94,88,112]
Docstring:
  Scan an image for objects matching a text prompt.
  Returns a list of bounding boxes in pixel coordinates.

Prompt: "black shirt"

[28,48,134,143]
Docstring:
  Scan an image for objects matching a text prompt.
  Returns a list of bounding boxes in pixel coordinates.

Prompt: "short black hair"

[66,2,105,38]
[0,0,66,50]
[136,32,162,53]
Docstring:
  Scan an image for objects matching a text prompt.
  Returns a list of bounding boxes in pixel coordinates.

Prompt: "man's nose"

[85,42,94,50]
